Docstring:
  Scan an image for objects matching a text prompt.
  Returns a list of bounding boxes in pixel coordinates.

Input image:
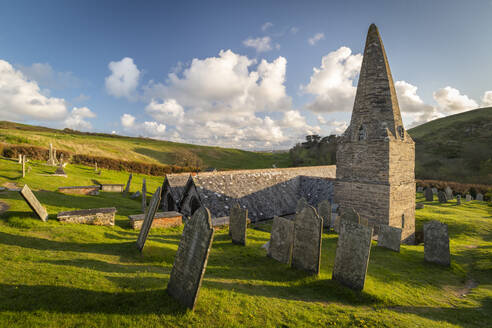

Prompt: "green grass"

[0,159,491,327]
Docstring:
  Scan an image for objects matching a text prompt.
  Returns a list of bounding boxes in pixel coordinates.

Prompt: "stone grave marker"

[291,205,322,274]
[267,216,294,264]
[317,200,331,229]
[431,187,438,194]
[424,220,450,266]
[130,190,141,199]
[377,225,402,252]
[57,207,116,226]
[445,186,453,200]
[55,162,66,175]
[229,203,247,245]
[424,188,433,201]
[476,193,484,201]
[340,207,360,224]
[465,194,472,202]
[456,195,461,205]
[437,191,448,203]
[19,185,48,222]
[417,186,423,192]
[136,186,162,252]
[295,197,308,213]
[124,173,133,193]
[416,203,424,209]
[332,220,373,291]
[22,155,26,178]
[141,178,147,212]
[18,154,22,163]
[95,162,98,172]
[167,206,214,310]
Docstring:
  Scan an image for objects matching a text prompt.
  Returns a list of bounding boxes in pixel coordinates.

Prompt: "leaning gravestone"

[332,220,373,290]
[424,188,433,201]
[465,194,472,202]
[19,185,48,222]
[229,203,247,245]
[445,186,453,200]
[167,206,214,310]
[295,197,308,213]
[291,205,322,274]
[377,225,402,252]
[476,193,484,201]
[124,173,133,193]
[267,216,294,264]
[437,191,448,203]
[456,195,461,205]
[136,186,162,252]
[424,220,450,266]
[317,200,331,229]
[141,178,147,212]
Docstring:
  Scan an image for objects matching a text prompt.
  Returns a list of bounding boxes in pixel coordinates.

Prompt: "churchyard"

[0,157,491,327]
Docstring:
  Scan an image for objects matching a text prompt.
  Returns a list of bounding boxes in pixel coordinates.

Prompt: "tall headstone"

[456,194,461,205]
[267,216,294,264]
[377,225,402,252]
[167,206,214,310]
[141,178,147,212]
[332,220,373,290]
[465,194,472,202]
[22,155,26,178]
[424,188,433,201]
[124,173,133,193]
[48,143,54,165]
[317,200,331,229]
[476,193,484,201]
[136,186,162,252]
[19,185,48,222]
[437,191,448,203]
[53,149,57,164]
[291,205,322,274]
[445,186,453,200]
[424,220,450,266]
[229,203,247,245]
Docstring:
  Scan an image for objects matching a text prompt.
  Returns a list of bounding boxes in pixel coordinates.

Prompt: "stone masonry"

[57,207,116,226]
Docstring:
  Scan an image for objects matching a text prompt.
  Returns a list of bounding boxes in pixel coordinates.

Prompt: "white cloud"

[0,59,68,121]
[64,107,96,130]
[328,120,348,135]
[261,22,273,31]
[308,33,325,45]
[17,62,81,90]
[395,80,441,127]
[317,115,327,125]
[121,113,136,128]
[433,86,478,114]
[142,121,166,136]
[290,27,299,34]
[145,99,184,125]
[243,36,277,53]
[302,46,362,113]
[105,57,141,100]
[481,91,492,107]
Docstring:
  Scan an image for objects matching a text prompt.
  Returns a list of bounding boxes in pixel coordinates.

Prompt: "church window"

[397,125,404,139]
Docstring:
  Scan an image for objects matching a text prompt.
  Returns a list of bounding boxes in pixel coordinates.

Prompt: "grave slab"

[58,185,100,195]
[57,207,116,226]
[19,185,48,222]
[129,211,182,230]
[101,184,124,192]
[377,225,402,252]
[267,216,294,264]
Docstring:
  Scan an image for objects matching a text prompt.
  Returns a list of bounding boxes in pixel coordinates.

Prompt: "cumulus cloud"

[120,113,136,128]
[17,62,81,90]
[433,86,478,113]
[64,107,96,130]
[302,46,362,113]
[261,22,273,31]
[0,59,68,121]
[145,99,184,125]
[243,36,278,53]
[308,33,325,45]
[482,91,492,107]
[105,57,141,100]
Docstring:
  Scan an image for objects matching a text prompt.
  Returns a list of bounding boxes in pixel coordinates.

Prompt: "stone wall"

[57,207,116,226]
[58,185,100,195]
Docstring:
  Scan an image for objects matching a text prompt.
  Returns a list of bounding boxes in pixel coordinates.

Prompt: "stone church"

[161,24,415,243]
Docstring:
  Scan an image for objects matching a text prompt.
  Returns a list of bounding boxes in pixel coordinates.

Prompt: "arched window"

[167,193,175,211]
[190,196,201,215]
[358,125,366,141]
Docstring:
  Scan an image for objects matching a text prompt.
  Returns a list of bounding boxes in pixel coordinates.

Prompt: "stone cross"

[22,155,26,178]
[291,205,322,274]
[317,200,331,230]
[456,194,461,205]
[229,203,247,245]
[125,173,133,193]
[332,220,373,291]
[19,185,48,221]
[424,188,433,201]
[476,193,484,201]
[267,216,294,264]
[136,186,162,252]
[377,225,402,252]
[437,191,448,203]
[167,206,214,310]
[424,220,450,266]
[141,178,147,213]
[465,194,472,202]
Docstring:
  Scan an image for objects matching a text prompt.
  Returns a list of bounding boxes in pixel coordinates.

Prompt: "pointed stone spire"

[346,24,405,141]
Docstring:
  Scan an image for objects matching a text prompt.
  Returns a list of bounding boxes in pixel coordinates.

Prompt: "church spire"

[346,24,405,141]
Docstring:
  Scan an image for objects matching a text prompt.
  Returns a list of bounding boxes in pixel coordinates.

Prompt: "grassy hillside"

[0,158,491,327]
[408,107,492,184]
[0,121,290,170]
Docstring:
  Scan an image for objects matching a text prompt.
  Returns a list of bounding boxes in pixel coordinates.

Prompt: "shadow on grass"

[39,258,168,274]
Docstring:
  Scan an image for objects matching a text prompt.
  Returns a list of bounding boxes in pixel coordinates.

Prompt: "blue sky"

[0,0,491,149]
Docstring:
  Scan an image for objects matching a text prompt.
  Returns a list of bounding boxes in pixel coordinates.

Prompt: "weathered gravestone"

[167,206,214,310]
[424,188,434,201]
[476,193,484,201]
[124,173,133,193]
[417,186,423,193]
[141,178,147,212]
[317,200,331,229]
[424,220,450,266]
[19,185,48,222]
[267,216,294,264]
[456,195,461,205]
[465,194,472,202]
[18,154,22,164]
[229,203,247,245]
[432,188,438,194]
[340,207,360,224]
[332,220,373,291]
[445,186,453,200]
[94,162,98,172]
[136,187,162,252]
[291,205,322,274]
[22,155,26,178]
[437,191,448,203]
[377,225,402,252]
[295,197,308,213]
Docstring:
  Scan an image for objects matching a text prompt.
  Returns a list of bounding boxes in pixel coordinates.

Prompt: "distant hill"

[0,121,290,170]
[408,107,492,184]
